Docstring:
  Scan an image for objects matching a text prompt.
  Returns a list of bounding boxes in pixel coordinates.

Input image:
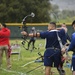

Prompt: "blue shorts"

[44,49,61,67]
[71,55,75,71]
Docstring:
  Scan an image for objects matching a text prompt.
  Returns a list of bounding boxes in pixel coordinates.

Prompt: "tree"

[58,10,75,23]
[0,0,51,23]
[50,4,60,22]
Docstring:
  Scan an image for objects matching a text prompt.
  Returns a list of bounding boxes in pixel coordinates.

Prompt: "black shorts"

[44,49,61,67]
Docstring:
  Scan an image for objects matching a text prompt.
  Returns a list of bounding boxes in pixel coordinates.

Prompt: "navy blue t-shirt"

[68,32,75,51]
[40,29,67,49]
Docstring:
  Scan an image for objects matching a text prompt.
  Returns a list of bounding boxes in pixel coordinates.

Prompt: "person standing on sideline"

[0,23,11,69]
[57,23,71,71]
[67,20,75,75]
[21,22,67,75]
[26,27,37,50]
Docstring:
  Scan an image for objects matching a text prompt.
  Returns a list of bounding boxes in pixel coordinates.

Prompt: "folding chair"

[11,44,21,61]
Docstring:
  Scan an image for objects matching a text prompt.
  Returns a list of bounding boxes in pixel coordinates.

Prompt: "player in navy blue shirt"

[21,22,67,75]
[67,20,75,75]
[57,23,71,71]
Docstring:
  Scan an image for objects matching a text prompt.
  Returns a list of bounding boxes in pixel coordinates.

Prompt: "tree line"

[0,0,51,23]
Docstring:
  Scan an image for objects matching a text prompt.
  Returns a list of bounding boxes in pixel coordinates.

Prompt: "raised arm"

[21,31,40,37]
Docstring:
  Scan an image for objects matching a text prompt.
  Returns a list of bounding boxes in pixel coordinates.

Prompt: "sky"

[50,0,75,11]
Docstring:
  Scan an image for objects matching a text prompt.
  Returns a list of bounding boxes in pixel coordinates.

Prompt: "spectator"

[57,23,71,74]
[0,23,11,69]
[57,23,71,42]
[67,20,75,75]
[26,27,37,50]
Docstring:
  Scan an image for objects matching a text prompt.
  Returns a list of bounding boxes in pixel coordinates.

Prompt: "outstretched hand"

[61,47,66,54]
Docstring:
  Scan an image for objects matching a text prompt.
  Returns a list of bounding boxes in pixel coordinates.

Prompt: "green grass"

[0,39,72,75]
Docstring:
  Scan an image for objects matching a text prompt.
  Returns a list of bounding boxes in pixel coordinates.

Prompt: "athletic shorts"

[71,55,75,71]
[44,49,61,67]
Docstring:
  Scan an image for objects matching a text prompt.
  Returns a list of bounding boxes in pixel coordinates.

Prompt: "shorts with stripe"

[44,49,61,67]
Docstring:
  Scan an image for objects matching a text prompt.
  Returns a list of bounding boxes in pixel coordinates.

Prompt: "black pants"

[28,39,36,49]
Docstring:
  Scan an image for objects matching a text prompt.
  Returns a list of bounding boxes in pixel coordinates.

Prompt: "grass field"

[0,39,72,75]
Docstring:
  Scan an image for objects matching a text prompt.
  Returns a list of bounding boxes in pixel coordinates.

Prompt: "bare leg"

[5,49,11,69]
[73,71,75,75]
[0,49,3,67]
[51,71,53,75]
[45,66,51,75]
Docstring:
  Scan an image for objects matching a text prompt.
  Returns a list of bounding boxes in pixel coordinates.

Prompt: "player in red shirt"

[0,23,11,69]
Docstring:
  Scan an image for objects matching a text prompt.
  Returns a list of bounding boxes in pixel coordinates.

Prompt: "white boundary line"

[21,61,35,67]
[1,68,26,75]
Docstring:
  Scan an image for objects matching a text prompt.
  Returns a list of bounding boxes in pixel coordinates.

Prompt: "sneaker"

[33,47,37,49]
[59,70,65,75]
[26,48,29,50]
[58,68,65,75]
[7,65,11,70]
